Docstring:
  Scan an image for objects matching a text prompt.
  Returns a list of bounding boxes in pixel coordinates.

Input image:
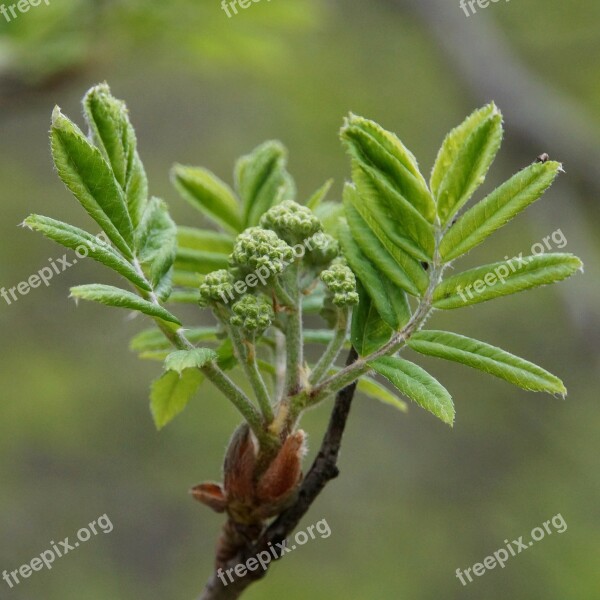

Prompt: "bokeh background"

[1,1,598,598]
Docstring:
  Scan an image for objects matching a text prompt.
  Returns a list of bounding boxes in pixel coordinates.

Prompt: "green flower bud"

[259,200,322,245]
[230,227,294,277]
[230,295,274,334]
[199,269,234,307]
[320,262,359,307]
[305,232,340,266]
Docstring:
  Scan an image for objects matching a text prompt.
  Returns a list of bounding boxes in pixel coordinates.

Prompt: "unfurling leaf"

[408,330,566,395]
[51,107,134,258]
[83,83,148,228]
[340,113,435,221]
[431,103,503,225]
[235,141,295,227]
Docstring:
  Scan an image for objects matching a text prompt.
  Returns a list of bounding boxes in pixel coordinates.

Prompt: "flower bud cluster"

[230,295,274,334]
[320,261,359,307]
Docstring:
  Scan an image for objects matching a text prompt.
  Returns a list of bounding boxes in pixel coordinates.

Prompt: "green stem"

[307,221,448,407]
[201,361,268,443]
[309,307,349,385]
[130,260,268,445]
[282,263,303,396]
[229,327,274,423]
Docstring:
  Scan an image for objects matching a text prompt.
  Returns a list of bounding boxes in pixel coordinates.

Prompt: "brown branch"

[198,346,359,600]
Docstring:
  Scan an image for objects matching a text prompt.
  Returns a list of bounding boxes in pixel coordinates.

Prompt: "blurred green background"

[1,1,598,598]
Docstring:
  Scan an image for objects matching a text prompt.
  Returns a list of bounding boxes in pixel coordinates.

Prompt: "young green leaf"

[352,163,435,260]
[340,223,411,331]
[171,165,242,233]
[135,198,177,297]
[23,215,151,291]
[51,107,134,258]
[174,248,230,274]
[351,281,394,357]
[369,356,454,426]
[340,114,435,221]
[70,284,181,324]
[177,227,234,254]
[433,253,583,309]
[130,327,219,353]
[440,161,562,261]
[431,103,503,225]
[83,83,148,228]
[408,330,566,394]
[344,184,428,296]
[357,376,408,413]
[306,179,334,211]
[150,369,204,430]
[172,270,202,288]
[164,348,218,374]
[235,141,296,227]
[314,201,345,238]
[168,289,200,304]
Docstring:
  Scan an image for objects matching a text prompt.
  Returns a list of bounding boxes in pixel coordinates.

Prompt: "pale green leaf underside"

[351,281,393,357]
[174,248,229,273]
[177,227,234,254]
[409,330,566,394]
[357,376,408,413]
[164,348,217,374]
[70,284,181,324]
[369,356,454,426]
[172,165,242,232]
[151,369,204,430]
[433,253,582,309]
